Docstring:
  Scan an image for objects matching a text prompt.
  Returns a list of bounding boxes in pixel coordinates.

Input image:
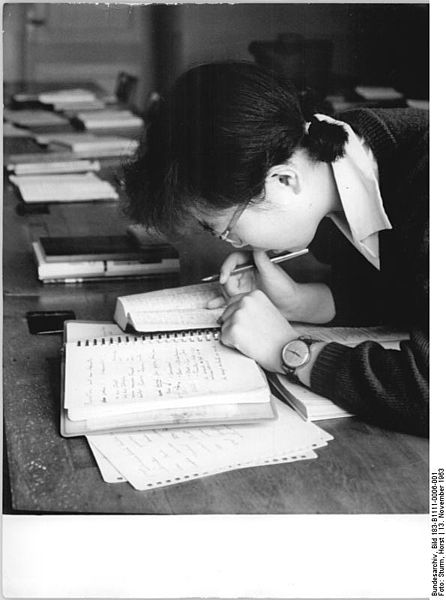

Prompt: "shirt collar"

[314,113,392,269]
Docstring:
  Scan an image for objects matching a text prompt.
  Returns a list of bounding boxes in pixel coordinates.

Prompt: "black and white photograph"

[2,1,435,597]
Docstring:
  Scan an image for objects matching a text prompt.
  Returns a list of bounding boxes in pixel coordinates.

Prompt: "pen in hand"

[201,248,309,282]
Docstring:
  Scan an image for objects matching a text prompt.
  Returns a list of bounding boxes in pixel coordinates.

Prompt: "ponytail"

[303,115,349,162]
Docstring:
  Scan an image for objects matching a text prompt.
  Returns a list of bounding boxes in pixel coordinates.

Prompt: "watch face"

[282,339,311,370]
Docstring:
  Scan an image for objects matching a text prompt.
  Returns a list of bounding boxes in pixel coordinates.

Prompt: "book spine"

[76,329,220,347]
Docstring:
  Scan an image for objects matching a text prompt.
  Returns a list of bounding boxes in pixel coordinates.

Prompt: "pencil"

[201,248,309,282]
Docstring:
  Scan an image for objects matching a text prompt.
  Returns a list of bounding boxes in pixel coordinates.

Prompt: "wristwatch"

[281,336,320,377]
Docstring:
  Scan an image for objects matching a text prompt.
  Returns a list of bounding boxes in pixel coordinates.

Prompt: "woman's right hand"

[207,249,336,324]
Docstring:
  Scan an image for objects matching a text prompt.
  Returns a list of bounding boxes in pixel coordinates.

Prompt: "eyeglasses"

[199,199,250,244]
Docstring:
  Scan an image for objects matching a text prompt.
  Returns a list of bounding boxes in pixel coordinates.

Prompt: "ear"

[266,164,301,195]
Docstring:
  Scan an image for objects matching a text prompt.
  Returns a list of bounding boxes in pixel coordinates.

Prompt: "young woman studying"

[123,61,428,437]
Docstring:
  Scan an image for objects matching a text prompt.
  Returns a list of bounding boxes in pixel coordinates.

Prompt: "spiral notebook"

[61,321,275,437]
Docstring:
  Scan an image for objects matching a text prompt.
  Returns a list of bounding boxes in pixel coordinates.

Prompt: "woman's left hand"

[218,289,297,372]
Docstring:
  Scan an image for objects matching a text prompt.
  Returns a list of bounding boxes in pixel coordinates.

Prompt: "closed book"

[39,235,179,263]
[32,241,105,280]
[36,132,139,155]
[10,172,119,203]
[32,241,180,281]
[75,109,143,130]
[7,159,100,176]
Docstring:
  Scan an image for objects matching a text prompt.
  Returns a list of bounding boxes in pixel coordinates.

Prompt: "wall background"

[3,3,429,107]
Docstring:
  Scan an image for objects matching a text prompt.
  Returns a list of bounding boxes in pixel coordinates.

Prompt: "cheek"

[238,215,294,250]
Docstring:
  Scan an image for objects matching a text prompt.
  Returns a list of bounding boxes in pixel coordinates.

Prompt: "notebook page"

[129,308,223,332]
[65,321,122,341]
[118,283,221,311]
[88,398,330,490]
[64,334,268,418]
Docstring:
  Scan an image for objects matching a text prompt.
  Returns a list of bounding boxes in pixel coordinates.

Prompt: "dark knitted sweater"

[308,108,429,436]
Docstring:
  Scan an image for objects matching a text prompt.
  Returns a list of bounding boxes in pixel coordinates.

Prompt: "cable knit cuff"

[310,342,351,398]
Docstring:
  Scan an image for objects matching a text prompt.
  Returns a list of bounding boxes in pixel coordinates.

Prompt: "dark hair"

[122,61,348,236]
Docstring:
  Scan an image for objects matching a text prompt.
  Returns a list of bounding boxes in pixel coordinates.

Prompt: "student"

[123,61,428,437]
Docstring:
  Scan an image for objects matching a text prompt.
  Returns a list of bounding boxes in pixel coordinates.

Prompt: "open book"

[114,282,224,332]
[61,320,275,437]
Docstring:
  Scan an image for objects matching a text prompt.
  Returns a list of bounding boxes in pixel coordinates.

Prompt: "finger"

[219,251,251,285]
[206,295,227,309]
[252,249,281,277]
[218,293,245,323]
[219,321,240,352]
[224,271,252,297]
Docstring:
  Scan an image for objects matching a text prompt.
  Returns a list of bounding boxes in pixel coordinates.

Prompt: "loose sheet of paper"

[87,397,332,490]
[88,442,126,483]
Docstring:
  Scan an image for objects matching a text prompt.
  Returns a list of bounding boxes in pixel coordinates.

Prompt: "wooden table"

[3,124,429,515]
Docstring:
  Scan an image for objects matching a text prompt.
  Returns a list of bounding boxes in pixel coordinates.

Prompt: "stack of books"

[31,234,180,283]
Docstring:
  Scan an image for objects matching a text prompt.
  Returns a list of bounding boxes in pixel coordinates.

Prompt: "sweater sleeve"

[310,328,429,436]
[310,214,429,437]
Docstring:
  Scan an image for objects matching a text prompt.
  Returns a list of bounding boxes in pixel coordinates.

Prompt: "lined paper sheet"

[87,398,332,490]
[88,443,126,483]
[129,308,223,331]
